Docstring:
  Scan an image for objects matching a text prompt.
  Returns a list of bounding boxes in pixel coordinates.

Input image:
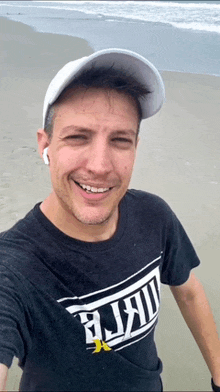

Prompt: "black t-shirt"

[0,190,200,391]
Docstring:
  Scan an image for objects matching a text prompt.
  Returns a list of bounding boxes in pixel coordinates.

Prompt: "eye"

[112,137,134,147]
[63,134,89,146]
[64,135,90,145]
[66,135,87,140]
[112,137,132,143]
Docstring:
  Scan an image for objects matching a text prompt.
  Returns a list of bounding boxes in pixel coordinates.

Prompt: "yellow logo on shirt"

[93,337,112,354]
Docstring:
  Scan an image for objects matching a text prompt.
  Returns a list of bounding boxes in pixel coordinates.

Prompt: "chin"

[75,212,112,226]
[71,206,116,226]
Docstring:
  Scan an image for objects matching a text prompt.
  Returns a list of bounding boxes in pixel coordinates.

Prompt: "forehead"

[54,87,139,121]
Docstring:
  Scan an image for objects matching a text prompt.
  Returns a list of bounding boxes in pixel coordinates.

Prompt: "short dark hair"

[44,65,150,139]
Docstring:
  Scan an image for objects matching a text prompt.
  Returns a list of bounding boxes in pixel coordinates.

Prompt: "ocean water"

[0,1,220,75]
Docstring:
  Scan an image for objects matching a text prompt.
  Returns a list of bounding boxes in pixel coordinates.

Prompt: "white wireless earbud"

[43,147,49,165]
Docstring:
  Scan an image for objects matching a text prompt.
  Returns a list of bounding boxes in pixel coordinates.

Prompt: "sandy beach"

[1,17,220,392]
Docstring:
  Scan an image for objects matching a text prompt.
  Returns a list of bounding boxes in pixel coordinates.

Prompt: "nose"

[86,139,113,176]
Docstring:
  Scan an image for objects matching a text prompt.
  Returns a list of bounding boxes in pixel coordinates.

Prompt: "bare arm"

[170,272,220,387]
[0,363,8,392]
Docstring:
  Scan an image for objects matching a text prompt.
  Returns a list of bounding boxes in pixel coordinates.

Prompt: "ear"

[37,129,50,163]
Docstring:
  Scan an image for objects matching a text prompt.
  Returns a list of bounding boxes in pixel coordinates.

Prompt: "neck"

[40,195,119,242]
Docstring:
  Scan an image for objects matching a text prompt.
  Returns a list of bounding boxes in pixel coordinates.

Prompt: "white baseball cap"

[43,48,165,127]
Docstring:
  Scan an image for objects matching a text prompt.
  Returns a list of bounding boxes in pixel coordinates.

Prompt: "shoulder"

[127,188,166,202]
[0,204,39,239]
[125,189,173,220]
[0,203,42,248]
[0,204,42,271]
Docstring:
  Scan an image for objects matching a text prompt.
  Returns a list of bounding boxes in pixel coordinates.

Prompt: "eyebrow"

[111,130,137,138]
[60,126,90,135]
[60,126,137,137]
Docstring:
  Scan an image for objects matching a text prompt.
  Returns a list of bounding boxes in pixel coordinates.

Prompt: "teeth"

[80,183,110,193]
[81,184,90,191]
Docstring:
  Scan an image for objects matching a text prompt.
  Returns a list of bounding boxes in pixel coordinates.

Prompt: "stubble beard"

[57,191,118,227]
[72,202,116,226]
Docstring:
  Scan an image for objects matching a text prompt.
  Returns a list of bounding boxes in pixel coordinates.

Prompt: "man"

[0,48,219,392]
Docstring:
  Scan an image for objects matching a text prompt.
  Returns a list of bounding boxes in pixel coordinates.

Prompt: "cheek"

[119,155,136,181]
[51,148,82,175]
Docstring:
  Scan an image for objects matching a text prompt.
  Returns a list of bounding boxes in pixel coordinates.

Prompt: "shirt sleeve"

[0,264,33,368]
[161,209,200,286]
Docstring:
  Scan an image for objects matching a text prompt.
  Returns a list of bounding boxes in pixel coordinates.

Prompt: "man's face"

[43,87,139,227]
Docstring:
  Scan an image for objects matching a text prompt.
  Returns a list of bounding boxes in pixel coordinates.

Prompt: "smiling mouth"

[74,181,113,194]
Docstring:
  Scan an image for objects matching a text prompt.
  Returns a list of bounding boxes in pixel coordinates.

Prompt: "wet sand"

[1,17,220,392]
